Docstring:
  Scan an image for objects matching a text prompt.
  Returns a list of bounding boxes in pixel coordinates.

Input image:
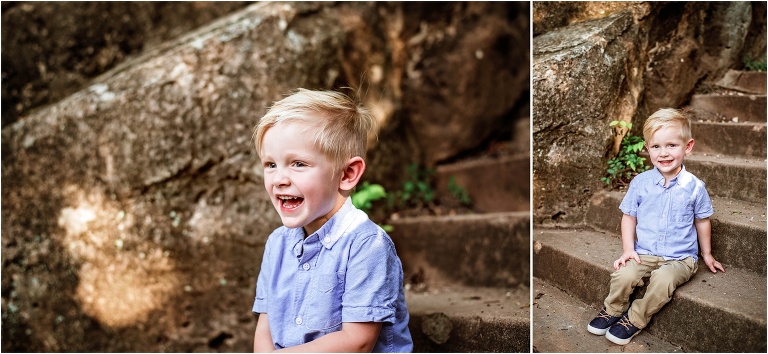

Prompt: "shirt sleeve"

[341,231,401,324]
[253,233,274,314]
[619,178,641,217]
[693,181,714,219]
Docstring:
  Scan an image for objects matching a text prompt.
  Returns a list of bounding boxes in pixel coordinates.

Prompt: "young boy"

[250,89,412,352]
[587,108,725,345]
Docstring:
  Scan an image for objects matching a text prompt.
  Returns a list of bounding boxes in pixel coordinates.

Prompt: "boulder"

[533,10,641,225]
[397,2,529,166]
[1,2,252,128]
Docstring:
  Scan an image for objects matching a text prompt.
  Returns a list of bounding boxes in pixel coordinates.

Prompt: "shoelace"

[597,311,614,321]
[616,316,634,331]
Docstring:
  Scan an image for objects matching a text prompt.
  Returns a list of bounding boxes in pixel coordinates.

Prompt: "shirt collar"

[306,197,359,250]
[651,164,688,187]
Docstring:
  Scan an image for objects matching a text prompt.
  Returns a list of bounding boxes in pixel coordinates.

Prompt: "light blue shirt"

[253,198,413,352]
[619,166,714,261]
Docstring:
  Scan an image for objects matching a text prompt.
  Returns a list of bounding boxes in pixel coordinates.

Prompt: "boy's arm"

[254,313,275,352]
[275,322,382,353]
[695,217,725,273]
[614,214,641,270]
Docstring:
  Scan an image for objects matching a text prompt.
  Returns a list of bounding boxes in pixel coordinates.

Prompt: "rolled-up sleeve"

[341,231,400,324]
[619,179,641,217]
[693,181,714,219]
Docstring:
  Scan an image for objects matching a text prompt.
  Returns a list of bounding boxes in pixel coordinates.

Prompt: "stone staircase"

[533,70,767,352]
[389,123,531,352]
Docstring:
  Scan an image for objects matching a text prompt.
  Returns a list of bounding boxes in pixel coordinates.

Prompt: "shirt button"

[295,317,303,325]
[302,263,310,271]
[324,236,331,244]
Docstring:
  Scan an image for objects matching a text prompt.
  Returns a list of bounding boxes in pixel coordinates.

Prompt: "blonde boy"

[587,108,725,345]
[251,89,413,352]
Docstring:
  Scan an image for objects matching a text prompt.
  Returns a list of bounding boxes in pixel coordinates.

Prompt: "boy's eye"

[264,162,276,169]
[293,161,307,168]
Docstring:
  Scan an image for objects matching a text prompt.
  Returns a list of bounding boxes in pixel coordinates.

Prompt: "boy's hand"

[702,253,725,273]
[613,251,641,270]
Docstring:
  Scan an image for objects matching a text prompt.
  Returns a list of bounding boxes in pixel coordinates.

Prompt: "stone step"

[716,69,767,94]
[691,121,766,158]
[689,93,767,123]
[407,285,529,352]
[533,277,684,353]
[435,153,529,213]
[585,191,767,274]
[389,212,529,288]
[533,228,767,352]
[684,153,767,204]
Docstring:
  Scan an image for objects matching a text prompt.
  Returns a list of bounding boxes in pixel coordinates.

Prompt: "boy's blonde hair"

[252,88,377,173]
[643,108,692,142]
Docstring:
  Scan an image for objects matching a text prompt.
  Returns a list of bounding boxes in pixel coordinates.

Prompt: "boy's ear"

[338,156,366,192]
[684,138,695,154]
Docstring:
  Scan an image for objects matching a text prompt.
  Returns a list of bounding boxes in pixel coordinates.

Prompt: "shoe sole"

[605,329,641,345]
[586,325,608,336]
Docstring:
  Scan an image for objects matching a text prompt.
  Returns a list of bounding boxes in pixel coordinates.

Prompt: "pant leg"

[603,255,659,317]
[628,256,697,328]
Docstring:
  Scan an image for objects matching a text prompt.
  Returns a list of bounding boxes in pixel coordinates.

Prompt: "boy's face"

[645,125,694,182]
[260,121,344,235]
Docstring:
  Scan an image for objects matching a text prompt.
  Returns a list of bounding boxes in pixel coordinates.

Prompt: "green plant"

[397,163,435,208]
[601,121,649,187]
[351,182,387,213]
[448,176,471,206]
[743,53,767,72]
[351,182,393,232]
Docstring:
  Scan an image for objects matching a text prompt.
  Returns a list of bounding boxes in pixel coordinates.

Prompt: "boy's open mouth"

[278,195,304,210]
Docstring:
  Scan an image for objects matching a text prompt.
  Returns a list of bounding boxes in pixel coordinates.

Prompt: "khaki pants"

[603,254,698,329]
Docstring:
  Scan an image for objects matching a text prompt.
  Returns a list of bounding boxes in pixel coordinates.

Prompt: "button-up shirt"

[253,198,413,352]
[619,166,714,261]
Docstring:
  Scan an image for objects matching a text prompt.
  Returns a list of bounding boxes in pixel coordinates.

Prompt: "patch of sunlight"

[57,185,181,328]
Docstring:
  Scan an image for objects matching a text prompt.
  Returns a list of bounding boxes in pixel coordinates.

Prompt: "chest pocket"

[305,271,345,330]
[314,271,345,293]
[672,193,695,222]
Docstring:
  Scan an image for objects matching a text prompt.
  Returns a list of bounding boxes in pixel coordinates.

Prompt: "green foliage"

[351,182,387,213]
[601,121,650,187]
[743,53,767,72]
[396,163,435,208]
[448,176,471,206]
[351,182,393,232]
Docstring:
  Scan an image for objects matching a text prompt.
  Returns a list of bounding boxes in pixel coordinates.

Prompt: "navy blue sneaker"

[605,313,641,345]
[587,308,621,335]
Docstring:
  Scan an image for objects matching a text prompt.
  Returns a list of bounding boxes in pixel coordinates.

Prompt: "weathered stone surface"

[532,1,643,36]
[398,2,529,166]
[533,9,639,225]
[533,2,764,224]
[389,212,530,288]
[1,2,252,128]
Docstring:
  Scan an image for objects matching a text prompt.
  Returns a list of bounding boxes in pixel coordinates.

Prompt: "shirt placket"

[291,238,306,329]
[294,235,321,329]
[659,186,672,257]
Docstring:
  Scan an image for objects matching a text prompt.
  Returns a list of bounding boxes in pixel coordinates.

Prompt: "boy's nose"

[272,169,290,186]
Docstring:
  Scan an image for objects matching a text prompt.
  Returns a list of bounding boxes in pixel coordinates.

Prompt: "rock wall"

[1,2,252,128]
[533,2,764,224]
[2,2,529,352]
